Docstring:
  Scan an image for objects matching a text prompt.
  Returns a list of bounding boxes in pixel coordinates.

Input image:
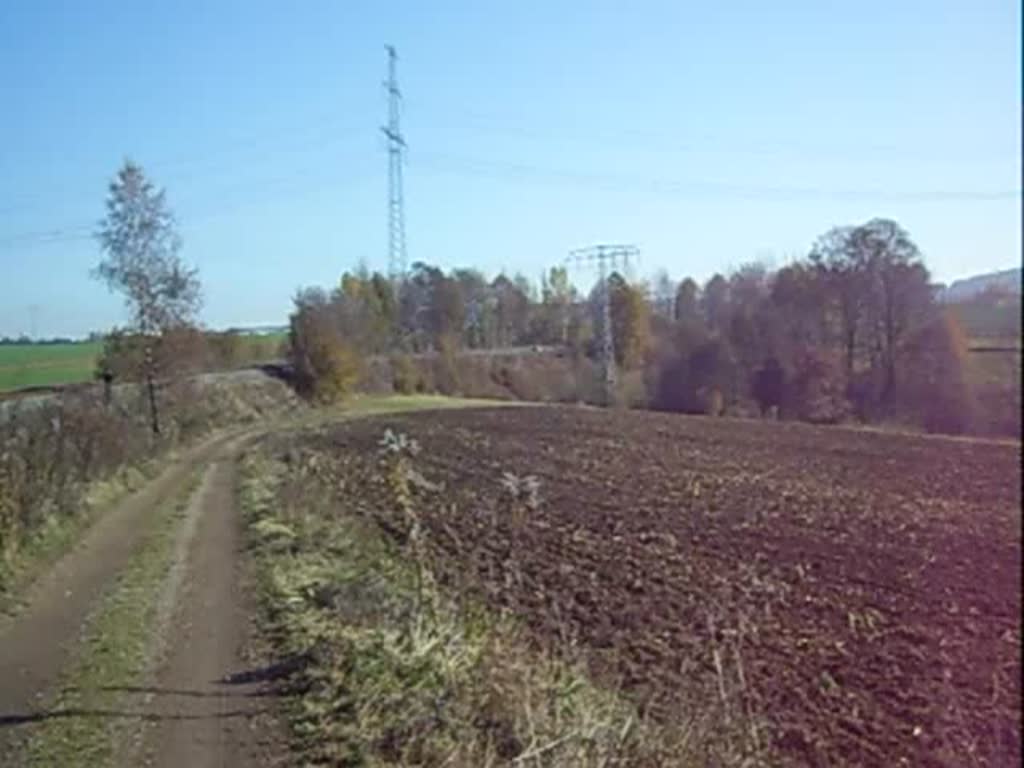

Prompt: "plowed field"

[309,406,1021,767]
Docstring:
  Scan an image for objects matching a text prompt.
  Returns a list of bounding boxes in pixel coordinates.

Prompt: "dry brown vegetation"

[0,375,300,589]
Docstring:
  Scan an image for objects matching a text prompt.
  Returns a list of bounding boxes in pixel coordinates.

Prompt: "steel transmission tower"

[567,244,638,406]
[382,45,408,281]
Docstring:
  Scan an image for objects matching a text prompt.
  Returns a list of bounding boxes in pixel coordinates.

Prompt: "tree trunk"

[844,329,856,379]
[102,372,113,407]
[144,346,160,435]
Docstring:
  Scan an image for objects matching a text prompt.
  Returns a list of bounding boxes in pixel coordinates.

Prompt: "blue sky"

[1,0,1019,337]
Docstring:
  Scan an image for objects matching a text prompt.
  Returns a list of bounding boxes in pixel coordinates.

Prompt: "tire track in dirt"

[122,436,285,768]
[0,429,243,761]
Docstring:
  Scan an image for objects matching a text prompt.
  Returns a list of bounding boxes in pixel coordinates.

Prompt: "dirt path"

[121,437,284,767]
[0,430,242,759]
[1,402,485,766]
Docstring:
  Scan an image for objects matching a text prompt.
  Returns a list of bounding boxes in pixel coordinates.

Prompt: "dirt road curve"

[0,429,282,766]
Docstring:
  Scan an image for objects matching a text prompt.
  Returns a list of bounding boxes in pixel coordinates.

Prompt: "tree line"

[86,160,992,436]
[290,218,990,435]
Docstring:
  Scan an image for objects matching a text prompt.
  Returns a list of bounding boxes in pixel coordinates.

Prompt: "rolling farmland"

[305,406,1021,766]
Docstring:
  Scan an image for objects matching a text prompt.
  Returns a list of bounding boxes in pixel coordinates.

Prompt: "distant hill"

[940,267,1021,303]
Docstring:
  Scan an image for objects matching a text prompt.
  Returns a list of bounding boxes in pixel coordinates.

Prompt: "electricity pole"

[382,45,408,282]
[567,244,638,406]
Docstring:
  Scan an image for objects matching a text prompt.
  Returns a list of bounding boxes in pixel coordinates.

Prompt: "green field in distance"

[0,342,102,392]
[0,332,287,394]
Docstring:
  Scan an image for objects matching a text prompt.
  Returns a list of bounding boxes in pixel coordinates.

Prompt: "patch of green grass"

[340,393,521,415]
[0,342,101,392]
[277,394,521,436]
[23,472,201,768]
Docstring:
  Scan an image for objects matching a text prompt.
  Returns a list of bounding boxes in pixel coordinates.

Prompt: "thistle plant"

[377,428,435,634]
[378,428,421,458]
[378,428,421,524]
[498,471,541,528]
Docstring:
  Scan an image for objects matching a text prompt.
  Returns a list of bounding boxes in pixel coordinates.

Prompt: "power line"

[404,101,1021,163]
[412,150,1022,202]
[0,116,360,218]
[382,45,408,281]
[0,155,375,250]
[1,136,1018,252]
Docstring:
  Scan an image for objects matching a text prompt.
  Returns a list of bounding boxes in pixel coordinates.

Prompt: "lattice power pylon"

[382,45,407,281]
[567,244,638,406]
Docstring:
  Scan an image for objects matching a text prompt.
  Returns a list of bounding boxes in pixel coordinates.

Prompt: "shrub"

[617,369,650,409]
[207,330,244,369]
[309,341,360,404]
[288,290,362,404]
[432,335,462,396]
[696,386,725,416]
[390,354,420,395]
[95,325,209,385]
[901,311,975,435]
[651,339,735,414]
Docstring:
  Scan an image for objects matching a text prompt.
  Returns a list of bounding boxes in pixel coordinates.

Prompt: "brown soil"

[121,438,286,768]
[311,406,1022,768]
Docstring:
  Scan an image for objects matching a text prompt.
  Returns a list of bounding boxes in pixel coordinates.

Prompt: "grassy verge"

[22,470,203,767]
[0,463,154,618]
[238,436,695,766]
[316,393,521,422]
[270,394,522,445]
[0,432,230,620]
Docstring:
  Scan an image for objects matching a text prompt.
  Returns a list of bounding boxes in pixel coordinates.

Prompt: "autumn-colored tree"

[809,219,932,400]
[540,266,575,344]
[288,288,361,403]
[851,219,932,396]
[902,311,974,434]
[93,161,201,434]
[335,266,398,354]
[606,273,652,370]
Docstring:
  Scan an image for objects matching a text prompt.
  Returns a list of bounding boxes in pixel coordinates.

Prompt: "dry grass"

[0,376,301,604]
